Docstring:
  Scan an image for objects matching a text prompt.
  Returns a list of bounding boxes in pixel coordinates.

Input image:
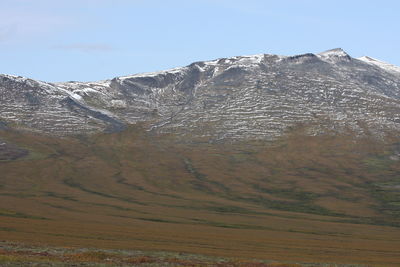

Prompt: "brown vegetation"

[0,124,399,266]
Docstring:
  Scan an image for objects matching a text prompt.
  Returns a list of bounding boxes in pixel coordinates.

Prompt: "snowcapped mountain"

[1,48,400,140]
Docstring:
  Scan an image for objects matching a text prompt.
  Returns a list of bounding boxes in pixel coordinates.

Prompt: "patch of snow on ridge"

[119,66,187,80]
[235,54,264,64]
[358,56,400,74]
[57,87,83,101]
[0,74,60,95]
[318,48,348,57]
[317,48,350,62]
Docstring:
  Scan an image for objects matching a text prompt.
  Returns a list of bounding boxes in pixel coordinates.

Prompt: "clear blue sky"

[1,0,399,82]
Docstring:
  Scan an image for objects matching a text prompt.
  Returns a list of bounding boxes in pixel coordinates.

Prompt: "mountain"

[1,48,400,140]
[1,49,400,266]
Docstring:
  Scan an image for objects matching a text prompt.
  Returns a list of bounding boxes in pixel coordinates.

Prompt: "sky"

[0,0,399,82]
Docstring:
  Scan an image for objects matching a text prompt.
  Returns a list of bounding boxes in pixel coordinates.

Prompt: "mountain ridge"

[1,48,400,140]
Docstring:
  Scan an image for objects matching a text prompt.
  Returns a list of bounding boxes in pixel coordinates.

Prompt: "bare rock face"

[1,48,400,140]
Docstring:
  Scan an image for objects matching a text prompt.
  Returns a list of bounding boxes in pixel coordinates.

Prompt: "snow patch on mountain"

[358,56,400,74]
[317,48,351,62]
[118,66,188,80]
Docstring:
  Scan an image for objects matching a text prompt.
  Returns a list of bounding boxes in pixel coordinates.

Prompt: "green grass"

[236,195,345,217]
[0,209,49,220]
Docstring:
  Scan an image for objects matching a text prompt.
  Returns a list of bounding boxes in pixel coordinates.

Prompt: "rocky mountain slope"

[1,48,400,140]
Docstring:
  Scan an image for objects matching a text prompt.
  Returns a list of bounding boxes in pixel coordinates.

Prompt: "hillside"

[1,48,400,140]
[1,49,400,266]
[1,125,400,266]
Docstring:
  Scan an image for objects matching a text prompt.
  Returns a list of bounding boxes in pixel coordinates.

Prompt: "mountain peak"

[317,48,351,62]
[318,48,349,56]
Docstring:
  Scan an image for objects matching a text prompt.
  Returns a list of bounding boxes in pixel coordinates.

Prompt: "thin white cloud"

[53,44,114,52]
[0,0,148,44]
[0,3,76,43]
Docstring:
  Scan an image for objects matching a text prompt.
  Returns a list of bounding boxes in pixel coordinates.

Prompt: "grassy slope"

[0,125,399,266]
